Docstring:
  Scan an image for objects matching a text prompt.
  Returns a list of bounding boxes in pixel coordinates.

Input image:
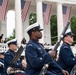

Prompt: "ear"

[32,31,36,35]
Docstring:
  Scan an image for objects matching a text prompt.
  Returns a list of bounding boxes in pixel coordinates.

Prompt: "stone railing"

[0,43,8,52]
[0,43,76,56]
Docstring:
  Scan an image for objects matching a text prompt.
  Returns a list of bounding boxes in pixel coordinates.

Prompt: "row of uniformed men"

[0,39,27,75]
[0,22,76,75]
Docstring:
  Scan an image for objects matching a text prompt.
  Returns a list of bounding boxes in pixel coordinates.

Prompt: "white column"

[1,21,7,40]
[23,13,29,43]
[15,0,23,45]
[36,0,44,44]
[44,22,51,45]
[57,3,63,39]
[0,21,1,34]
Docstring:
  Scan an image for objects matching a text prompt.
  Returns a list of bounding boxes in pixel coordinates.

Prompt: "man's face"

[65,35,74,43]
[9,44,18,51]
[32,30,42,39]
[13,44,18,50]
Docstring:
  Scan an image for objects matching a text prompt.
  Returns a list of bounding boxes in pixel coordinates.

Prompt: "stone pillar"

[1,21,7,40]
[57,3,63,40]
[0,21,1,34]
[44,22,51,45]
[36,0,44,44]
[15,0,23,45]
[23,13,29,43]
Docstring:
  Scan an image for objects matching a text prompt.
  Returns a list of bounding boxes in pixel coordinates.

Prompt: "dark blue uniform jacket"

[0,58,4,74]
[58,43,76,73]
[25,39,62,75]
[4,49,22,75]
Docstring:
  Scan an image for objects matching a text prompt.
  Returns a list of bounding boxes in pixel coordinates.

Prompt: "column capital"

[56,2,63,5]
[35,0,42,2]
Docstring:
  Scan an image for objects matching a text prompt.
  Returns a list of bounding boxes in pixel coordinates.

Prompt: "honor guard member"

[0,50,4,75]
[57,29,76,74]
[25,22,69,75]
[4,39,27,75]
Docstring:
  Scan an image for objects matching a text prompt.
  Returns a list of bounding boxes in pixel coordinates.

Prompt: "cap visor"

[39,29,43,31]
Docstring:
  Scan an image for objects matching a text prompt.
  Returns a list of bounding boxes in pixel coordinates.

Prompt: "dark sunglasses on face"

[34,30,41,32]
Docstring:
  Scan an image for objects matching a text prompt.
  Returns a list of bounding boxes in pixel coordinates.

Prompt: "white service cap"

[26,22,43,34]
[64,28,74,37]
[7,38,17,46]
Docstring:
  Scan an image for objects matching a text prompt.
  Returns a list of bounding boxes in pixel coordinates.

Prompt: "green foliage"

[7,13,76,45]
[70,16,76,44]
[50,15,76,45]
[29,13,37,25]
[50,15,57,45]
[7,29,15,41]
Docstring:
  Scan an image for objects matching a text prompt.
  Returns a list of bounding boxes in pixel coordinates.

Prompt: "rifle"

[10,46,24,65]
[39,21,70,75]
[70,65,76,75]
[7,46,24,74]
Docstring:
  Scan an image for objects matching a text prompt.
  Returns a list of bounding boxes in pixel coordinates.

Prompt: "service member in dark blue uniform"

[58,29,76,74]
[0,50,5,75]
[4,39,27,75]
[25,22,69,75]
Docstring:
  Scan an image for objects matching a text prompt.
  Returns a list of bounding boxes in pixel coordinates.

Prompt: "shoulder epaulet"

[5,50,11,55]
[27,44,33,47]
[6,52,10,55]
[63,46,69,49]
[39,43,44,46]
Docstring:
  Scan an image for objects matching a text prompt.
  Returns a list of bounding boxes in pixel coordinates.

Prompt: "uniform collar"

[9,49,15,53]
[64,42,70,46]
[30,39,39,43]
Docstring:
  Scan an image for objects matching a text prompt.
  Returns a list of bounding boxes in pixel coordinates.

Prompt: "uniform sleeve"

[25,45,52,69]
[26,44,63,72]
[14,60,22,68]
[0,59,4,68]
[4,53,13,66]
[60,46,76,66]
[4,53,22,68]
[49,59,62,73]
